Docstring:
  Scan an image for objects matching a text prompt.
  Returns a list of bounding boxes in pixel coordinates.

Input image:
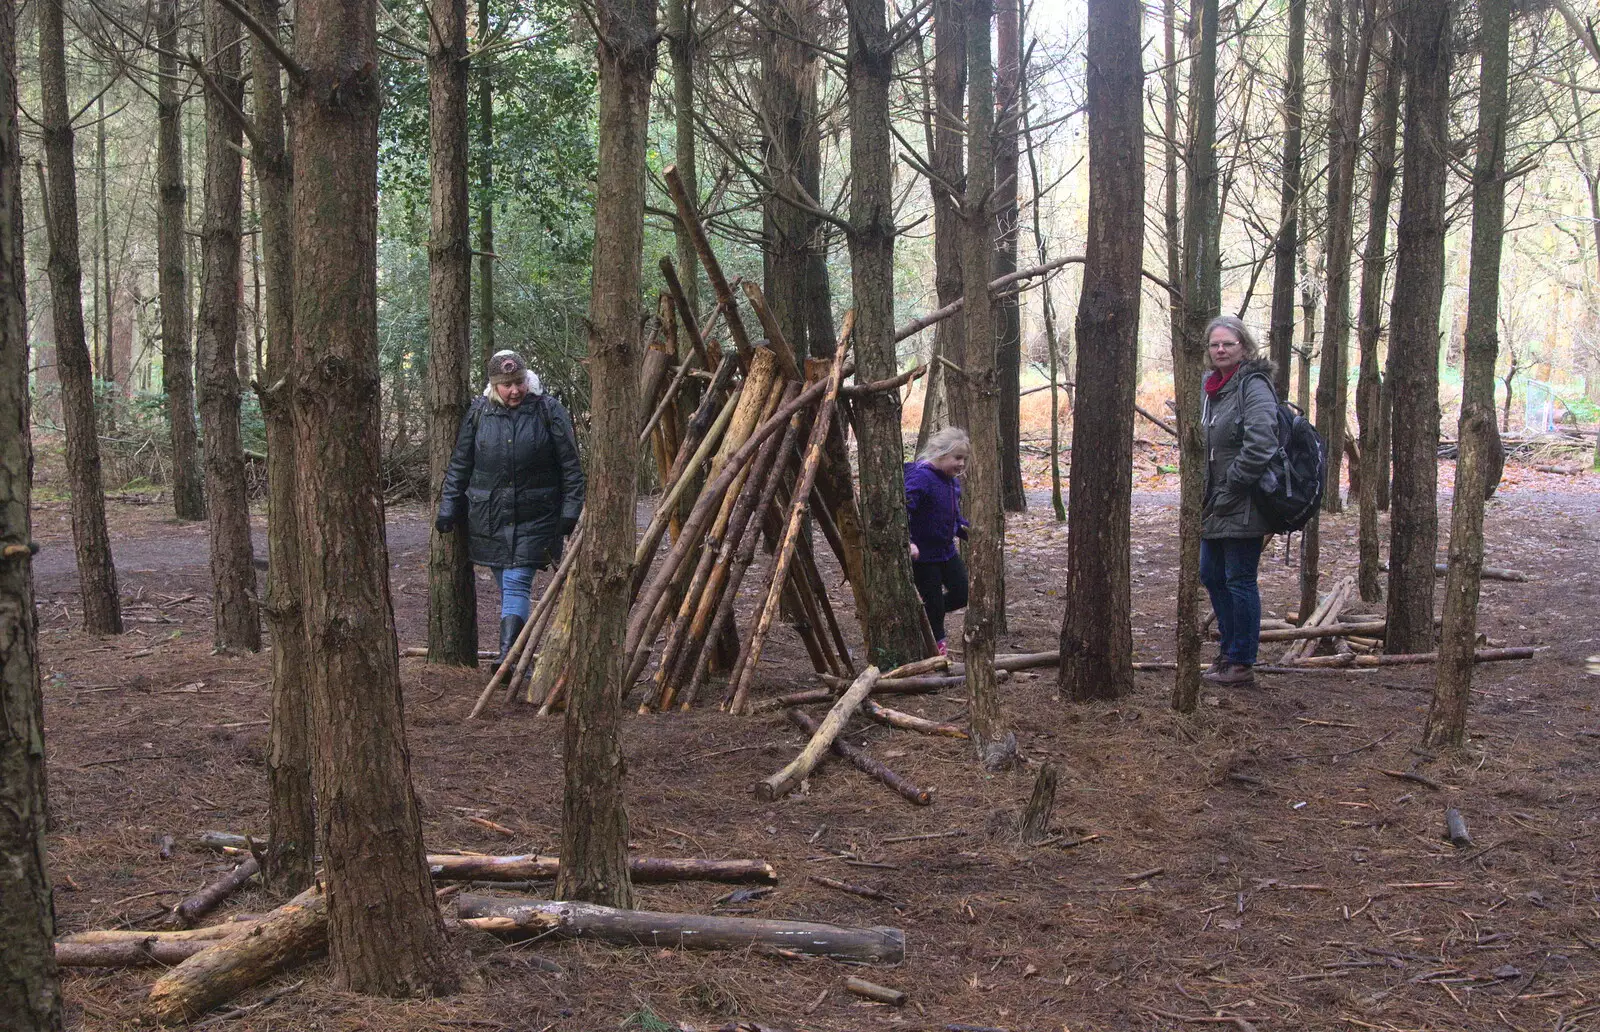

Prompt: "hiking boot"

[1203,663,1255,686]
[1205,655,1228,675]
[497,615,526,667]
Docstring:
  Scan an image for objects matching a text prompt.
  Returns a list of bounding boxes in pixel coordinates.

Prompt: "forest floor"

[29,438,1600,1032]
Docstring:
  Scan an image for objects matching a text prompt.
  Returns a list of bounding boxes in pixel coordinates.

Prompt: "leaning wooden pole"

[663,164,755,366]
[727,317,854,714]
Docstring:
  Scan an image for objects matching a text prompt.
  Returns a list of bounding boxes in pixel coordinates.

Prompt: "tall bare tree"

[38,0,122,635]
[995,0,1024,513]
[475,0,496,368]
[198,0,261,653]
[922,0,966,438]
[157,0,204,521]
[955,0,1015,767]
[1267,0,1305,399]
[427,0,479,666]
[666,0,698,316]
[289,0,461,991]
[556,0,658,907]
[1355,17,1401,604]
[1,0,62,1022]
[1170,0,1218,714]
[1060,0,1142,702]
[1385,0,1452,654]
[1426,0,1509,747]
[848,0,931,670]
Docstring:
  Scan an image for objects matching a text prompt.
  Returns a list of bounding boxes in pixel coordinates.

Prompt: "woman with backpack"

[435,350,585,664]
[1199,316,1280,686]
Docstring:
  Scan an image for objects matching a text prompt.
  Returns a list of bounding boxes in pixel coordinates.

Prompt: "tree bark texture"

[427,0,478,666]
[475,0,495,369]
[198,0,262,653]
[1355,20,1401,604]
[1,2,63,1021]
[289,0,460,994]
[994,0,1024,514]
[1314,0,1370,515]
[38,0,122,635]
[957,0,1014,767]
[1267,0,1305,399]
[557,0,658,909]
[1172,0,1219,714]
[1385,0,1452,655]
[762,0,822,361]
[157,0,204,522]
[848,0,932,671]
[247,0,315,895]
[1426,0,1507,749]
[1061,0,1142,701]
[926,0,967,435]
[666,0,698,318]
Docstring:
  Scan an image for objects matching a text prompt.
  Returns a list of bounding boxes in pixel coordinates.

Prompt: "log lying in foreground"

[863,699,968,739]
[456,893,904,963]
[1256,620,1386,643]
[427,853,778,885]
[56,938,219,968]
[62,921,257,945]
[1287,646,1535,668]
[787,708,934,806]
[820,672,955,694]
[143,887,327,1025]
[758,666,881,800]
[168,857,260,928]
[1432,562,1527,582]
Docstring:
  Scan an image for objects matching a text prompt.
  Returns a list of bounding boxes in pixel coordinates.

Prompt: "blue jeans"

[1199,537,1264,666]
[493,566,536,620]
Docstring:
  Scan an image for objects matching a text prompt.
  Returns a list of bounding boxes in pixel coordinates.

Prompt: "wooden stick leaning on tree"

[727,319,854,714]
[456,893,904,963]
[756,665,881,799]
[658,256,713,373]
[786,707,935,805]
[631,377,744,583]
[663,164,756,367]
[1280,575,1354,664]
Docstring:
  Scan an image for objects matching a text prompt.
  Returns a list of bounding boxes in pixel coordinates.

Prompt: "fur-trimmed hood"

[483,370,544,404]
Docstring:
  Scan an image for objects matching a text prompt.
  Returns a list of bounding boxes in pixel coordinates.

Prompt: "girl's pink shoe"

[935,639,948,657]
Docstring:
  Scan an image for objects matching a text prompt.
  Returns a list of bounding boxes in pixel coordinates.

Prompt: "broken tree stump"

[757,666,881,800]
[1019,762,1058,845]
[143,887,328,1025]
[457,893,904,963]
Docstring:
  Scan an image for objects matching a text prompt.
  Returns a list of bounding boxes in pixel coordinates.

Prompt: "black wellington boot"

[497,615,526,666]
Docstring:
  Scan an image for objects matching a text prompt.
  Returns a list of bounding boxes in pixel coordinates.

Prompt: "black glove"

[559,515,579,537]
[435,514,457,535]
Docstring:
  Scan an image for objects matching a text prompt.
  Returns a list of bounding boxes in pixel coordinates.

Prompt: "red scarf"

[1204,365,1241,396]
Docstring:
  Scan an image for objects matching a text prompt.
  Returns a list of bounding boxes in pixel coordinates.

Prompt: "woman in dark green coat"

[1199,316,1279,686]
[435,350,585,661]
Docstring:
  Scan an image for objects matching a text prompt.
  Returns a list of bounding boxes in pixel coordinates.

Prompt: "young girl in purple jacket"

[904,427,971,656]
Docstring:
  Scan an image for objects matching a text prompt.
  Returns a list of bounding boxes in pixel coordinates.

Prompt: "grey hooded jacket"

[1201,357,1279,539]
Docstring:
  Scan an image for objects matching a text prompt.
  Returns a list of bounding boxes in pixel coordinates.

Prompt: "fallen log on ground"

[751,687,835,713]
[1255,620,1386,643]
[143,886,327,1025]
[62,920,258,945]
[1287,646,1535,668]
[427,854,778,885]
[758,666,881,800]
[56,938,218,968]
[168,857,260,928]
[787,707,934,806]
[863,698,968,738]
[820,672,955,694]
[1434,562,1527,581]
[456,893,904,963]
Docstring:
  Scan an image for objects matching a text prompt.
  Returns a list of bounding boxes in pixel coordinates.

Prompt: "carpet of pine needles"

[28,433,1600,1032]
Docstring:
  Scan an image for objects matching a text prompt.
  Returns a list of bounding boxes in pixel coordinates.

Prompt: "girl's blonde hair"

[1203,315,1260,369]
[917,426,971,464]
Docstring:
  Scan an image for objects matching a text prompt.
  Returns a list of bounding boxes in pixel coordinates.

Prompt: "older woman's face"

[495,380,529,407]
[1208,327,1246,374]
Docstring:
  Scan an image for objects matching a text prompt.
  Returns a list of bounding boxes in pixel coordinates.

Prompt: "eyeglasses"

[1209,339,1241,349]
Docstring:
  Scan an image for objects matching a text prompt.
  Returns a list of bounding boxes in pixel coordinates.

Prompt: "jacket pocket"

[514,485,558,523]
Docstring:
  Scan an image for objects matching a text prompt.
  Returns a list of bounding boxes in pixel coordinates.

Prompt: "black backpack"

[1240,371,1326,534]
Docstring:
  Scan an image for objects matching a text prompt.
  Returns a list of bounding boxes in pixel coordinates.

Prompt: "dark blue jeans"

[1199,537,1264,666]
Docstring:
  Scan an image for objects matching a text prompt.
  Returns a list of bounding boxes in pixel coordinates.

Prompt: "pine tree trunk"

[1314,0,1370,516]
[1426,0,1507,749]
[427,0,478,666]
[289,0,461,993]
[994,0,1024,515]
[1267,0,1305,399]
[1061,0,1142,702]
[1022,41,1066,522]
[957,0,1015,768]
[1355,19,1400,604]
[198,0,261,653]
[762,0,819,362]
[556,0,658,909]
[38,0,121,635]
[847,0,932,670]
[1384,0,1452,655]
[666,0,698,319]
[1171,0,1218,714]
[926,0,967,435]
[158,0,205,521]
[475,0,495,370]
[0,4,63,1021]
[1160,0,1182,388]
